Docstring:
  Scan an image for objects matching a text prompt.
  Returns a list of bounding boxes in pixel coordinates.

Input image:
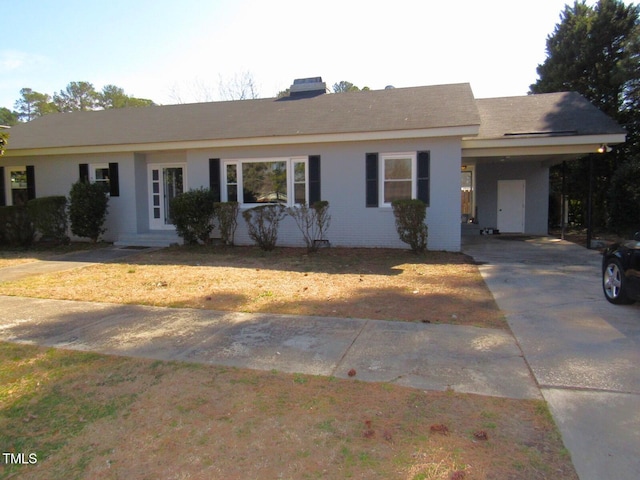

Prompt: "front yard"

[0,244,577,479]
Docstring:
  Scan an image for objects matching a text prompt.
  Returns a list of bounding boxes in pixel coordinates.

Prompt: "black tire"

[603,258,635,304]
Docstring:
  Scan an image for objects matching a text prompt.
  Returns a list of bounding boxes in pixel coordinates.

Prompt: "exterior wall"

[475,161,549,235]
[1,137,463,250]
[0,152,136,242]
[185,137,462,251]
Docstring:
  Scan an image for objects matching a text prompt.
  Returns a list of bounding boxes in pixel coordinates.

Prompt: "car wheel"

[603,258,634,304]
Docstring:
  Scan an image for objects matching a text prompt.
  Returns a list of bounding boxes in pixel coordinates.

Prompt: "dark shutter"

[308,155,321,204]
[417,151,430,206]
[0,167,5,206]
[26,165,36,200]
[209,158,221,202]
[108,163,120,197]
[79,164,89,183]
[365,153,378,207]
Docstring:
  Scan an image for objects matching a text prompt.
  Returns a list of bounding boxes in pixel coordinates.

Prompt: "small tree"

[68,181,109,242]
[287,201,331,252]
[242,204,286,251]
[215,201,239,246]
[170,188,217,245]
[391,199,428,253]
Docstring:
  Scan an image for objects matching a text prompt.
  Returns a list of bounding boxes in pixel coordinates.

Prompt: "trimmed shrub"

[0,205,35,247]
[391,199,428,253]
[242,204,286,251]
[68,181,109,243]
[27,196,68,244]
[170,188,217,245]
[215,201,239,246]
[287,201,331,252]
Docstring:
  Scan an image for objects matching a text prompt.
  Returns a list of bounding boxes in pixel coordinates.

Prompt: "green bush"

[287,201,331,252]
[170,188,217,245]
[242,204,286,251]
[68,181,109,243]
[391,199,428,253]
[215,201,239,246]
[27,196,68,244]
[0,205,35,247]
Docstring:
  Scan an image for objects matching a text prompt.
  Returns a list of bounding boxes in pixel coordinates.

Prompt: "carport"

[460,92,626,237]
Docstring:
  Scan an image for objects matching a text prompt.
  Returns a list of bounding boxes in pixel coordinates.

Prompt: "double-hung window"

[381,153,415,205]
[366,151,429,208]
[223,157,309,206]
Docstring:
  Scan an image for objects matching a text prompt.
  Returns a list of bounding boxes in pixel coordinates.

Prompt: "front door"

[149,165,185,230]
[497,179,525,233]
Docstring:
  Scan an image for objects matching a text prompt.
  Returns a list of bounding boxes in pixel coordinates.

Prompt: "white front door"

[497,179,525,233]
[149,165,185,230]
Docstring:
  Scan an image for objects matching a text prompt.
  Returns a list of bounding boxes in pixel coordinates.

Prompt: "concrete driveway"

[463,236,640,480]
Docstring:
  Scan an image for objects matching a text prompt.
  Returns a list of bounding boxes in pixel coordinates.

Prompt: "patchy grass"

[0,245,505,329]
[0,342,577,480]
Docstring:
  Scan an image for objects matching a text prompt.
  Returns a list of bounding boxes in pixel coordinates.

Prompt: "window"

[382,154,414,204]
[366,151,429,208]
[0,166,34,206]
[378,153,416,206]
[222,157,308,206]
[91,164,110,187]
[79,163,119,197]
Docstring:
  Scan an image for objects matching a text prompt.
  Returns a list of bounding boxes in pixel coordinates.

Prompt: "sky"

[0,0,627,110]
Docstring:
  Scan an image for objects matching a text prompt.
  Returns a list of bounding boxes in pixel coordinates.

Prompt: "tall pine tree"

[531,0,640,234]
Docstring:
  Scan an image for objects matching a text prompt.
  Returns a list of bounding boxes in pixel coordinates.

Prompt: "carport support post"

[561,161,566,240]
[586,156,594,249]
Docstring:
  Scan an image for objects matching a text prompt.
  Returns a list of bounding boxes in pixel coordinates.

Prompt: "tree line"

[0,81,155,125]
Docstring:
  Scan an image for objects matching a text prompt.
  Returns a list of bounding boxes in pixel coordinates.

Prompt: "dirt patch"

[0,246,505,329]
[0,342,577,480]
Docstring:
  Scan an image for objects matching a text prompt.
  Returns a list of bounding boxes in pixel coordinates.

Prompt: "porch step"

[114,232,183,248]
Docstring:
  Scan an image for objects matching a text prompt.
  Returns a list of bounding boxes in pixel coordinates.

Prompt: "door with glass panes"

[148,165,185,229]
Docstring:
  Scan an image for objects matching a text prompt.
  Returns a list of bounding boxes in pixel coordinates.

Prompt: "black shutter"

[417,151,430,206]
[26,165,36,200]
[108,163,120,197]
[308,155,321,204]
[365,153,378,207]
[0,167,5,206]
[79,164,89,183]
[209,158,221,202]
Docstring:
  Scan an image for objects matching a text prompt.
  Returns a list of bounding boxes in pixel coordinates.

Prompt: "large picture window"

[223,157,308,206]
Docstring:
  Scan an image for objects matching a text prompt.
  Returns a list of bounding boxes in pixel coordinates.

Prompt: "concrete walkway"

[463,236,640,480]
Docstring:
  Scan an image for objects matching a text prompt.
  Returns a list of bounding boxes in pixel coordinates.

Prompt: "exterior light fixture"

[597,144,612,153]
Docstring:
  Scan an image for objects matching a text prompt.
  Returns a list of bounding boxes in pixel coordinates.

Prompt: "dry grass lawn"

[0,245,505,329]
[0,342,576,480]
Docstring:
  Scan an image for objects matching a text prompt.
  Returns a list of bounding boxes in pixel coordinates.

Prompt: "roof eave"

[461,133,626,157]
[5,125,481,157]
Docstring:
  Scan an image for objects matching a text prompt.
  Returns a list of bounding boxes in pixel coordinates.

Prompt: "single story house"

[0,78,626,251]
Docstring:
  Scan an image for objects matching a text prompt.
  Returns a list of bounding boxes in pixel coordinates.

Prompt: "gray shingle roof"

[474,92,626,139]
[9,83,480,150]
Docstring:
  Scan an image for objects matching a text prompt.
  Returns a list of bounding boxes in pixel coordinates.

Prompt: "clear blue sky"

[0,0,625,110]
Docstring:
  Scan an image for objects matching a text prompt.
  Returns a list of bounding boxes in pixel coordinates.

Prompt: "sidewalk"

[0,294,539,399]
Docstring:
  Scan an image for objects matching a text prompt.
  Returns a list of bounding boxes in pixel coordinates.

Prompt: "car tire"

[603,258,635,304]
